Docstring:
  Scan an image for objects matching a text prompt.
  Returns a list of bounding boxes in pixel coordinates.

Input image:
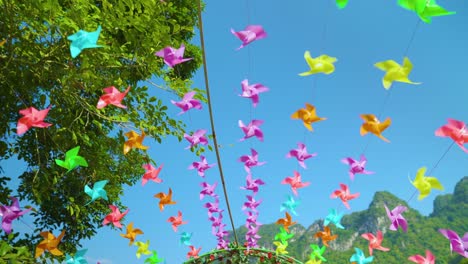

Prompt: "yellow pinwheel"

[135,240,151,259]
[299,51,337,76]
[409,167,444,200]
[374,57,421,89]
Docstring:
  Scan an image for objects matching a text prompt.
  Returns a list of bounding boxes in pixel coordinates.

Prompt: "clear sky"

[3,0,468,263]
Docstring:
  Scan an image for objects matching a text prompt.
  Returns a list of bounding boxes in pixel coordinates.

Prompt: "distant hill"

[230,176,468,263]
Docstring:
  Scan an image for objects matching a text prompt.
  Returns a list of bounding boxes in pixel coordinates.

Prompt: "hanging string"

[196,0,239,246]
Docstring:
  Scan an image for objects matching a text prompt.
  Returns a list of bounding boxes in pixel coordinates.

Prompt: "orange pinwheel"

[167,210,187,232]
[275,212,297,232]
[120,222,144,245]
[154,187,177,211]
[359,114,391,142]
[291,103,326,131]
[314,226,338,247]
[35,230,65,258]
[123,129,149,154]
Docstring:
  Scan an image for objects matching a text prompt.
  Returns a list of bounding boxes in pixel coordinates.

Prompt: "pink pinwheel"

[281,170,310,196]
[438,229,468,258]
[102,205,129,228]
[168,211,187,232]
[341,154,374,181]
[187,245,201,259]
[330,183,360,210]
[96,86,131,109]
[0,197,31,234]
[408,250,436,264]
[238,79,269,107]
[231,25,267,50]
[189,155,215,177]
[16,106,52,135]
[384,204,408,232]
[286,142,317,169]
[200,182,218,200]
[155,44,192,68]
[240,174,265,195]
[242,195,262,211]
[435,118,468,153]
[141,163,163,186]
[361,230,390,256]
[184,129,208,149]
[238,148,266,173]
[171,91,202,115]
[239,120,264,142]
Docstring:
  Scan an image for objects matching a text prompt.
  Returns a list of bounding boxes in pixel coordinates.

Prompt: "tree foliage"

[0,0,205,261]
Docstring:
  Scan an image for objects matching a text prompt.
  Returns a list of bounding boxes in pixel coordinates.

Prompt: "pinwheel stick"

[197,0,239,247]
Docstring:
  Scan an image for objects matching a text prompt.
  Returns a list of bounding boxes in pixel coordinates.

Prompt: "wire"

[196,0,239,247]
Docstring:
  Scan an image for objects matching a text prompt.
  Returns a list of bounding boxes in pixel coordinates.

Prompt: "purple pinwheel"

[384,204,408,232]
[189,155,216,177]
[341,154,374,181]
[204,199,222,216]
[242,195,262,211]
[238,148,266,173]
[245,211,260,226]
[286,142,317,169]
[231,25,267,50]
[0,197,31,234]
[184,129,208,149]
[240,174,265,195]
[171,91,202,115]
[200,182,218,200]
[438,229,468,258]
[155,44,192,68]
[238,79,269,107]
[239,120,264,142]
[209,212,224,234]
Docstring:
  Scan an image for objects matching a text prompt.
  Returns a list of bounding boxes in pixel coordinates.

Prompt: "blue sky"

[3,0,468,263]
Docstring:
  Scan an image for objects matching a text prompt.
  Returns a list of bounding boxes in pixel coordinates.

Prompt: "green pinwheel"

[274,227,295,244]
[398,0,455,24]
[55,146,88,172]
[145,250,163,264]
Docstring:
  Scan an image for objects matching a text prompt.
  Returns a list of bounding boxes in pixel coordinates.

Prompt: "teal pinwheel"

[65,248,88,264]
[67,25,103,58]
[350,247,374,264]
[180,232,192,246]
[84,180,109,205]
[55,146,88,172]
[280,195,301,216]
[324,208,345,229]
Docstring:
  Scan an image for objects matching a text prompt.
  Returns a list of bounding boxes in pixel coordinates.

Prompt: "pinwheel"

[374,57,420,89]
[324,208,345,229]
[55,146,88,172]
[124,130,149,154]
[135,240,151,259]
[291,103,326,131]
[438,229,468,258]
[16,106,52,135]
[299,52,337,76]
[314,226,338,247]
[435,118,468,153]
[120,222,144,246]
[96,86,131,109]
[171,91,202,115]
[102,205,129,228]
[154,188,177,211]
[281,171,310,196]
[184,129,208,149]
[286,142,317,169]
[155,44,193,68]
[341,155,374,181]
[408,250,435,264]
[0,196,31,234]
[238,79,269,107]
[238,148,266,173]
[189,156,215,177]
[330,183,360,210]
[231,25,267,50]
[35,230,66,258]
[67,25,102,58]
[359,114,391,143]
[349,247,374,264]
[384,204,408,232]
[409,167,444,200]
[141,163,163,186]
[361,230,390,256]
[84,180,108,205]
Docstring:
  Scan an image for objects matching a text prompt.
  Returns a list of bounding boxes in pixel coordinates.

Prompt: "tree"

[0,0,205,261]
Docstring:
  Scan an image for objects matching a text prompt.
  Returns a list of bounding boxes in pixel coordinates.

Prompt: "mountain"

[230,176,468,263]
